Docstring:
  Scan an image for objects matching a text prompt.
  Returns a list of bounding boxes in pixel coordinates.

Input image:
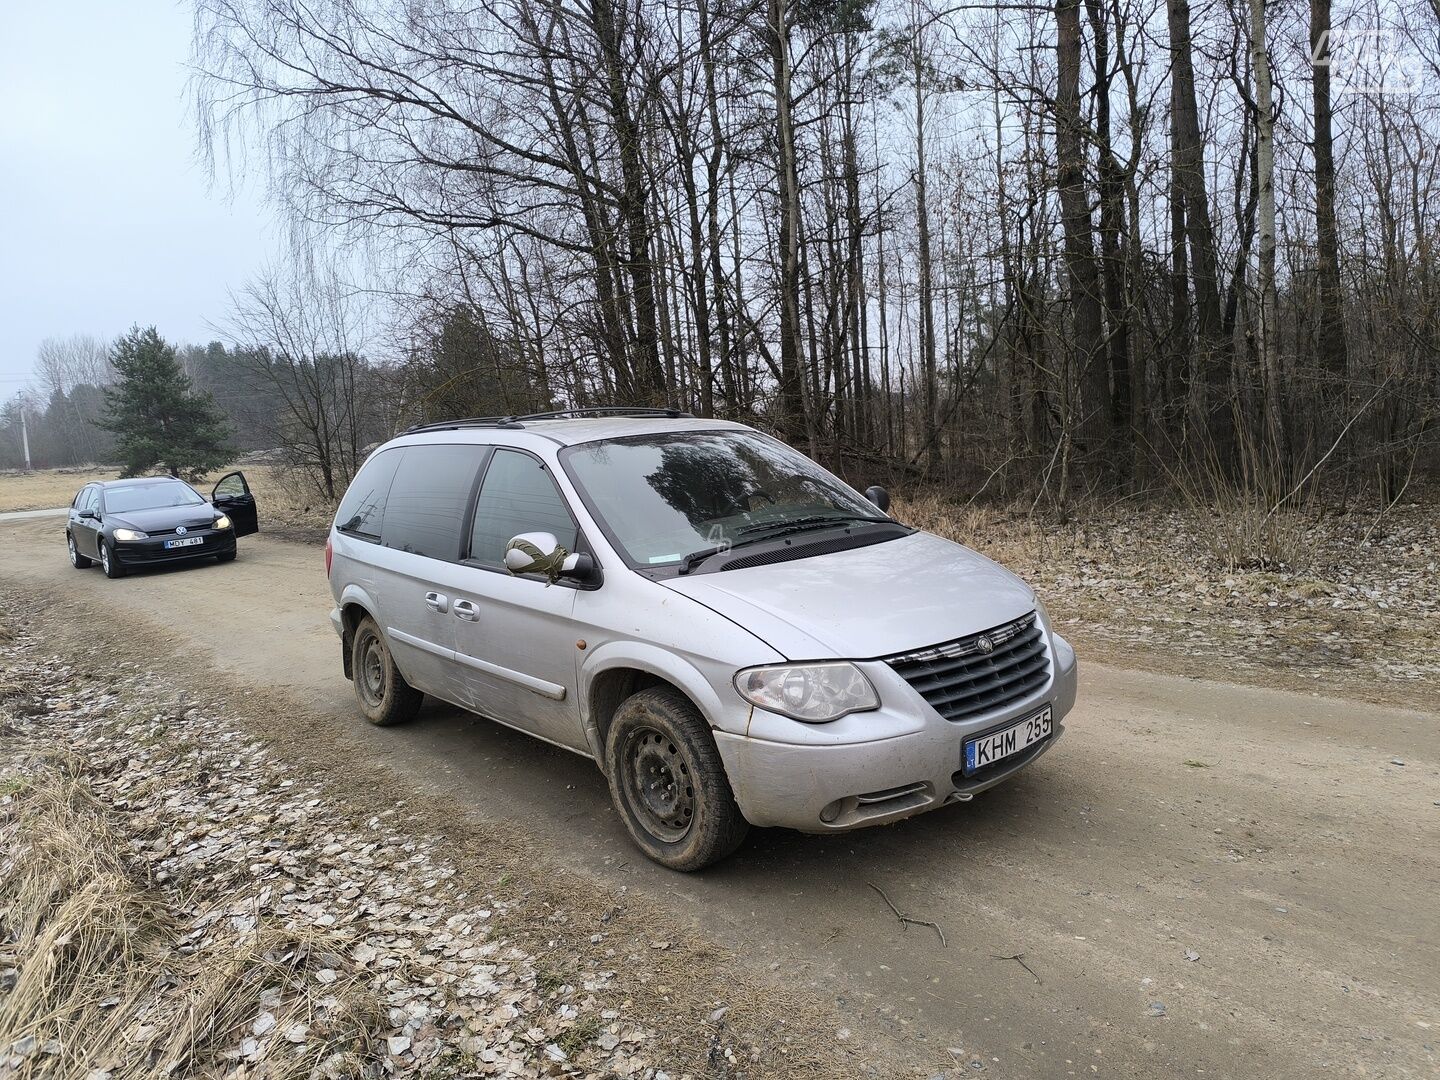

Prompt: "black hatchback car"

[66,472,260,578]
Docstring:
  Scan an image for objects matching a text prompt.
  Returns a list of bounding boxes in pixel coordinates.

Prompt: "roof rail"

[402,415,526,434]
[507,407,693,422]
[402,405,692,434]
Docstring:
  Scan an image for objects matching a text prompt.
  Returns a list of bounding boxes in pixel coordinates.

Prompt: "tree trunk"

[1311,0,1347,380]
[590,0,665,402]
[769,0,806,438]
[913,28,941,470]
[1055,0,1108,453]
[1086,0,1132,466]
[1166,0,1229,453]
[1249,0,1286,471]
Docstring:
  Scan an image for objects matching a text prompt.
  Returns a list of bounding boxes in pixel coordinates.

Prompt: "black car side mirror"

[78,508,98,520]
[865,485,891,513]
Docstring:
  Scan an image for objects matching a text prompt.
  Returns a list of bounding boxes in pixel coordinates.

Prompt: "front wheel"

[604,686,748,871]
[99,540,126,579]
[67,533,92,569]
[350,616,422,726]
[216,548,237,563]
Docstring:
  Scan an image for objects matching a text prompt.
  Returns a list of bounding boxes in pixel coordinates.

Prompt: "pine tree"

[101,326,234,479]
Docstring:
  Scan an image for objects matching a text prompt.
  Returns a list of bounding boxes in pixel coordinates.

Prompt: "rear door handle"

[424,591,449,613]
[452,599,479,622]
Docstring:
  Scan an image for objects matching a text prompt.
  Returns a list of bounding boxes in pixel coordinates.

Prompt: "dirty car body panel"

[327,413,1078,860]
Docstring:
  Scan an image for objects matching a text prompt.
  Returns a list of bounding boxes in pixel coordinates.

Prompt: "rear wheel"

[99,539,126,579]
[350,616,422,726]
[604,686,748,871]
[67,533,92,569]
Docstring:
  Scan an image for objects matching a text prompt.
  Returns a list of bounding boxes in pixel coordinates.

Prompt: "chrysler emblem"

[976,635,995,654]
[175,526,187,535]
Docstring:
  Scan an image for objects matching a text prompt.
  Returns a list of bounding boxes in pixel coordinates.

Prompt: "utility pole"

[19,400,32,470]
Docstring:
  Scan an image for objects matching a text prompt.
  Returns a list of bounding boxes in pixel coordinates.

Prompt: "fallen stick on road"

[992,952,1041,984]
[867,881,947,947]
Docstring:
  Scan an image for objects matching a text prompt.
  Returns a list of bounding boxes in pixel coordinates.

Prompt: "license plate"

[164,536,204,549]
[964,705,1052,774]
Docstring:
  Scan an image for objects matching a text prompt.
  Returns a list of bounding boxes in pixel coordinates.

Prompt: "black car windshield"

[104,481,206,514]
[561,430,889,567]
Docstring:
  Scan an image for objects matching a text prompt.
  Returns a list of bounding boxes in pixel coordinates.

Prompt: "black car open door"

[212,471,260,537]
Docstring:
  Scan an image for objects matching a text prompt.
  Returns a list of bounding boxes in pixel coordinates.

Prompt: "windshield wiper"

[677,545,731,575]
[678,515,896,575]
[736,513,894,539]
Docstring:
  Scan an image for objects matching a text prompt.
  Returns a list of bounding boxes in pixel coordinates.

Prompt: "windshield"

[561,431,887,567]
[104,481,206,514]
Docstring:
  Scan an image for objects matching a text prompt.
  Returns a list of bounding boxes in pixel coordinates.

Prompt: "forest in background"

[3,0,1437,515]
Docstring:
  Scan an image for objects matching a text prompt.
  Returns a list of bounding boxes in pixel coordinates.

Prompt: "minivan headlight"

[112,528,148,541]
[734,663,879,723]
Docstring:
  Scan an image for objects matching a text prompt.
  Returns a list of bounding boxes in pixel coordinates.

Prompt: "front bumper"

[112,529,236,566]
[714,632,1079,831]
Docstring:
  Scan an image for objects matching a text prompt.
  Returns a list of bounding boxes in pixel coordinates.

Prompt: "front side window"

[335,448,403,541]
[560,430,887,567]
[102,481,204,514]
[469,449,578,566]
[379,444,485,559]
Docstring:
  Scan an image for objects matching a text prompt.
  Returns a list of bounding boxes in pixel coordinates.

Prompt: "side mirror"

[864,485,891,513]
[504,532,597,585]
[78,508,98,520]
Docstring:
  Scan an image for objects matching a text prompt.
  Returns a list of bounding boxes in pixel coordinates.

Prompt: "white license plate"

[164,536,204,549]
[964,705,1052,774]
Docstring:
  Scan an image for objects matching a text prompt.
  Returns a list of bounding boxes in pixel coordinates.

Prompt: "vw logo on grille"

[175,526,187,535]
[976,635,995,654]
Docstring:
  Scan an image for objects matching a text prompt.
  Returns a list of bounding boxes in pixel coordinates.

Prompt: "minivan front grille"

[883,612,1049,722]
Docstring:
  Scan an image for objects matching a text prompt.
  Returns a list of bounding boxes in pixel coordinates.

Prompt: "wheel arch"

[337,586,381,681]
[581,644,731,774]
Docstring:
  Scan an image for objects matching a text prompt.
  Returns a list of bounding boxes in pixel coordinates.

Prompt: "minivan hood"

[660,530,1037,659]
[108,505,218,532]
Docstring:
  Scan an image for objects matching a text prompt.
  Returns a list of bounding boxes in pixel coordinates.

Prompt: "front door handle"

[452,599,479,622]
[424,591,449,613]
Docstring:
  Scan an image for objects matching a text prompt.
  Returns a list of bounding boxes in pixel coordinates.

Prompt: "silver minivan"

[327,409,1078,870]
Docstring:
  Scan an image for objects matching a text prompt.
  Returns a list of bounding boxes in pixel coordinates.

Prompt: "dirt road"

[2,514,1436,1078]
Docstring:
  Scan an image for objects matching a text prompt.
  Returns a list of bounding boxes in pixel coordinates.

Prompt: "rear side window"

[380,444,486,559]
[335,448,403,541]
[469,449,578,566]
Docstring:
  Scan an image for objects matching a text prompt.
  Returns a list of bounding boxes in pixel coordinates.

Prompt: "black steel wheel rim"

[621,727,695,843]
[358,632,387,707]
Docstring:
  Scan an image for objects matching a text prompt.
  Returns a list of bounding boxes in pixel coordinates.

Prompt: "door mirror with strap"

[504,532,597,585]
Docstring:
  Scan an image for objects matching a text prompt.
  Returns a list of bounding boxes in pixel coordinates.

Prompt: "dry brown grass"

[0,465,335,534]
[0,754,382,1079]
[0,468,110,513]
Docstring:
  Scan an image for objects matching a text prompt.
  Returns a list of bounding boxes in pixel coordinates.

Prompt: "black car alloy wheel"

[67,533,91,568]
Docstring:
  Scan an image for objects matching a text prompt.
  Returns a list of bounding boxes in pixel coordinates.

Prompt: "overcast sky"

[0,2,274,398]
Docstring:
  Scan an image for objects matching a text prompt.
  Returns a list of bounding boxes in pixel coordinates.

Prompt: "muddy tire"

[604,686,748,871]
[350,616,422,726]
[99,539,126,579]
[67,533,92,569]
